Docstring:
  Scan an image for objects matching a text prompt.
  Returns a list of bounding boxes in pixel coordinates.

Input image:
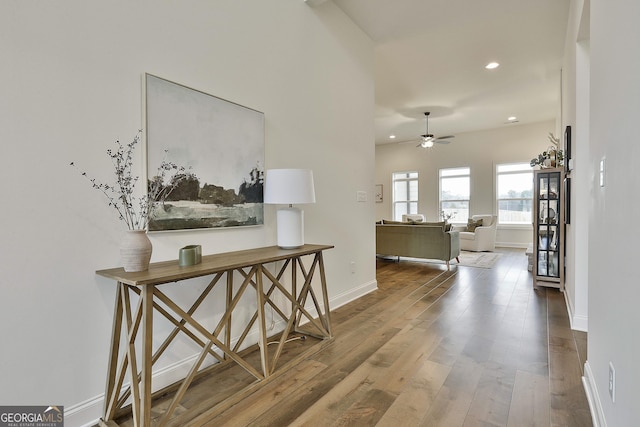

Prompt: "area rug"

[456,250,501,268]
[391,250,501,269]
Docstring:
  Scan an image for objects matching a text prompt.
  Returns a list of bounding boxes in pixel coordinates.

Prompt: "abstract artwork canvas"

[145,74,264,231]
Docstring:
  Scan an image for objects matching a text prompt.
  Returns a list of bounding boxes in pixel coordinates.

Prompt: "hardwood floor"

[111,248,592,426]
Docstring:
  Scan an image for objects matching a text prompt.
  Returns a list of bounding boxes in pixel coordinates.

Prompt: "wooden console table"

[96,244,333,426]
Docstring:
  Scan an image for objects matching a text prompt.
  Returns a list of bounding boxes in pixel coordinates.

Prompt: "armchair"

[452,214,497,251]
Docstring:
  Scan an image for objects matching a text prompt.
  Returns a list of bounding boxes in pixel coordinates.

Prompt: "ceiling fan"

[417,112,455,148]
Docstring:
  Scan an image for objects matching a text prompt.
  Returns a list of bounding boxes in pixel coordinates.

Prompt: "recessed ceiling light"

[485,62,500,69]
[507,116,517,121]
[389,135,396,139]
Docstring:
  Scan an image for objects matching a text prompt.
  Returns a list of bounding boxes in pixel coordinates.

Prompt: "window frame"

[438,167,470,223]
[391,171,419,221]
[495,162,534,227]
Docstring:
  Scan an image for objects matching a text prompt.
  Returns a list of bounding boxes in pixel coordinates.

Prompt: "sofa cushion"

[426,221,445,227]
[466,218,483,232]
[380,219,451,231]
[413,221,452,231]
[419,221,445,227]
[458,231,475,241]
[381,219,404,225]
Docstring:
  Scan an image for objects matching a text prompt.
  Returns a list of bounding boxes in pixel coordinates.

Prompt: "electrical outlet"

[356,191,367,202]
[350,261,356,274]
[609,362,616,402]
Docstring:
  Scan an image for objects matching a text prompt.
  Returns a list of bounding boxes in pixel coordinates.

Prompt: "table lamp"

[264,168,316,249]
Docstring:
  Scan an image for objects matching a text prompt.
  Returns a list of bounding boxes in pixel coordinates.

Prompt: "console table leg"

[140,285,154,427]
[225,272,233,361]
[102,283,124,422]
[318,252,333,338]
[255,265,269,377]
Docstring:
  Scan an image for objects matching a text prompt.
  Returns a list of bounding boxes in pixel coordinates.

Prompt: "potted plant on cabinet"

[530,133,564,169]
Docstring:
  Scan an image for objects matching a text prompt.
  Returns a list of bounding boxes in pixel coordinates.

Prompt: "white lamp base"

[276,206,304,249]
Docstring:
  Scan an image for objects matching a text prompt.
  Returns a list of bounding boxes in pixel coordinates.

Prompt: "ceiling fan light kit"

[420,136,434,148]
[416,112,454,149]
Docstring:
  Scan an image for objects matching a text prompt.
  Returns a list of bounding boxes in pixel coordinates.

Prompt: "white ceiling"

[331,0,571,145]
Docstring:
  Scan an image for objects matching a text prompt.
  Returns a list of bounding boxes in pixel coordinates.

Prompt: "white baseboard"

[583,361,607,427]
[495,242,529,249]
[571,314,588,332]
[64,393,104,427]
[65,341,259,426]
[66,279,378,427]
[563,290,588,332]
[330,279,378,310]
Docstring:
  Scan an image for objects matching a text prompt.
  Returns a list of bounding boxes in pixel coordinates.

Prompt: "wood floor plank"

[548,340,593,427]
[507,369,550,427]
[420,356,485,426]
[288,302,445,426]
[332,388,397,426]
[370,327,443,395]
[285,332,416,426]
[375,359,451,426]
[464,360,516,426]
[108,249,592,427]
[248,326,402,427]
[547,291,592,427]
[195,358,328,427]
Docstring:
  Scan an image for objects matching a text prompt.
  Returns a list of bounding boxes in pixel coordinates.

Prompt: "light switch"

[356,191,367,202]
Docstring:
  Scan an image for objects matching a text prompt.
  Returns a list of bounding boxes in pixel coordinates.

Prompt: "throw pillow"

[466,218,483,232]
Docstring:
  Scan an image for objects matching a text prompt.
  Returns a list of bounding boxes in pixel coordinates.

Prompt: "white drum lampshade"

[264,169,316,249]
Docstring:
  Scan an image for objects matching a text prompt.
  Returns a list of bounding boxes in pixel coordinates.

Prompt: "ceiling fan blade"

[435,139,452,144]
[395,138,421,145]
[435,135,455,140]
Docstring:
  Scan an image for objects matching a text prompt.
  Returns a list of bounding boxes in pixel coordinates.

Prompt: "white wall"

[583,0,640,425]
[562,0,590,333]
[0,1,375,425]
[375,121,556,247]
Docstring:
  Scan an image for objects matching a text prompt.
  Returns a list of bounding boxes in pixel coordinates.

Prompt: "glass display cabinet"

[533,168,564,289]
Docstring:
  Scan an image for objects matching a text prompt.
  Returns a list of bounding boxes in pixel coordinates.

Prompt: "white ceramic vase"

[120,229,152,272]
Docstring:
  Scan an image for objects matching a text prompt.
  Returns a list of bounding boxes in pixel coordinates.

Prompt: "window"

[439,167,470,223]
[392,171,418,220]
[496,163,533,225]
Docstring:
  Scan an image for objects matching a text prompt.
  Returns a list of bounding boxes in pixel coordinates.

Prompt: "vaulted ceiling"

[331,0,571,145]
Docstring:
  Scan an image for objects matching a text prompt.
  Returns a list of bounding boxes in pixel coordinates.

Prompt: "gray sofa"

[376,222,460,270]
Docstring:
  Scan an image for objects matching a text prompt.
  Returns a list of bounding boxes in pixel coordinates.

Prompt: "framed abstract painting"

[145,74,264,231]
